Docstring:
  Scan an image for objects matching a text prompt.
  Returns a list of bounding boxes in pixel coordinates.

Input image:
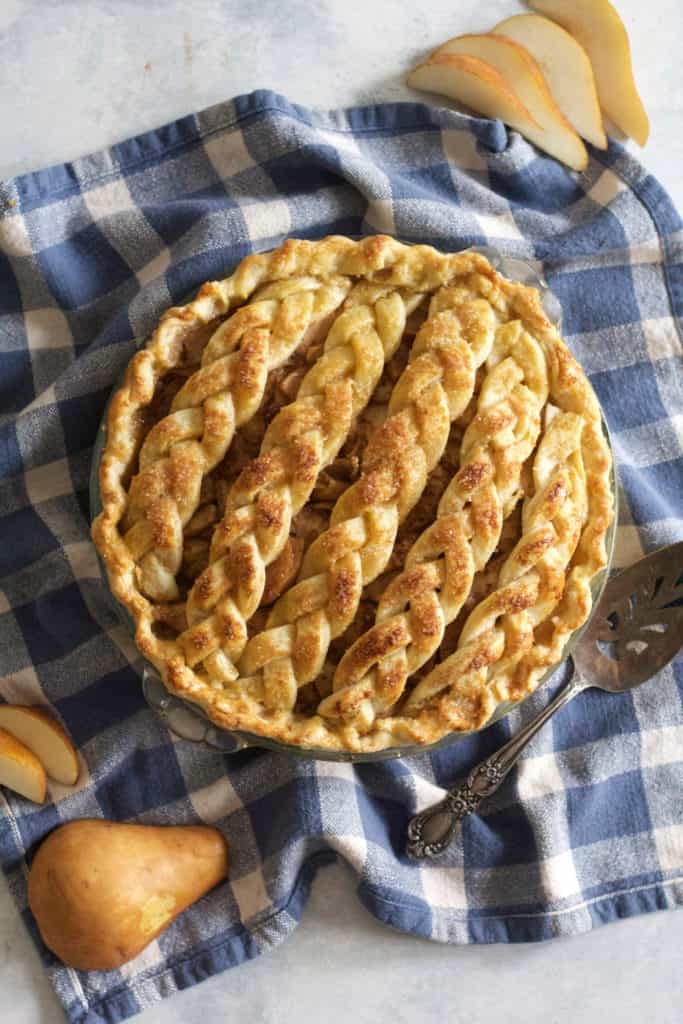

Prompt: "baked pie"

[92,235,613,752]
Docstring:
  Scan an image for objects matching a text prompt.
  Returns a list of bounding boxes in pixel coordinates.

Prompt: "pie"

[92,235,613,752]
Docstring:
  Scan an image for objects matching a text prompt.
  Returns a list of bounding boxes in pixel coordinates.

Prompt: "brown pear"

[28,819,230,971]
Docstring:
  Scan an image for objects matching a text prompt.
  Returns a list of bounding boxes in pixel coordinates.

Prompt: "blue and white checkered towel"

[1,91,682,1024]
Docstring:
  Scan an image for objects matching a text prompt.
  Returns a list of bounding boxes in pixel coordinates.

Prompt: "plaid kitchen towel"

[1,90,682,1024]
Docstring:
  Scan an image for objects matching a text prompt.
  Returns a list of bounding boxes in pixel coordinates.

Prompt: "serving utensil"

[406,542,683,859]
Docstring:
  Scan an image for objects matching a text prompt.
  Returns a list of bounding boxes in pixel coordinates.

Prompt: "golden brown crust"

[321,319,550,731]
[92,235,613,752]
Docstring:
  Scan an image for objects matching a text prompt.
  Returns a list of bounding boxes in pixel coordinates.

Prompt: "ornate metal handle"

[406,675,582,859]
[406,757,508,858]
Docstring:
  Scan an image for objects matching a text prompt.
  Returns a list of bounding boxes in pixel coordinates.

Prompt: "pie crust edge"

[91,235,614,753]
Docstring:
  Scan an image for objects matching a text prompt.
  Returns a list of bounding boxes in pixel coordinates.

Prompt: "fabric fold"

[0,90,681,1024]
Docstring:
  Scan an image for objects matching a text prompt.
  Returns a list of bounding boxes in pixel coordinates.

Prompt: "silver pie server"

[406,542,683,860]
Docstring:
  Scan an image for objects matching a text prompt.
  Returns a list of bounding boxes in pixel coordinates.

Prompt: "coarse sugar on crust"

[92,235,613,752]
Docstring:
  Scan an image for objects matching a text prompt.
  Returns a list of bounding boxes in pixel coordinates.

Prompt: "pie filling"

[92,236,613,752]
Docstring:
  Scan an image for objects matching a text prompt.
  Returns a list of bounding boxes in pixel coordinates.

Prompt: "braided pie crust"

[92,236,613,752]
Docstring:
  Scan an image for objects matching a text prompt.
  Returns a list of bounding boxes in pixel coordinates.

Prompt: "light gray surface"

[2,861,683,1024]
[1,2,682,1023]
[2,0,683,208]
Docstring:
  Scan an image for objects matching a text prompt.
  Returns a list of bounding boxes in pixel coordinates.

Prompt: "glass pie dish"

[89,244,617,762]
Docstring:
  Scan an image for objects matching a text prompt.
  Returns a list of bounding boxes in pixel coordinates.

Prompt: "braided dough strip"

[276,297,607,748]
[402,409,588,728]
[382,331,612,748]
[122,275,352,601]
[321,319,549,731]
[93,236,494,623]
[91,237,613,752]
[476,311,614,717]
[176,282,426,680]
[235,287,499,710]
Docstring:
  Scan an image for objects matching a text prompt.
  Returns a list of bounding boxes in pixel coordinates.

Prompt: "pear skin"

[0,705,79,785]
[0,728,47,803]
[529,0,649,145]
[493,14,607,149]
[408,53,539,137]
[28,819,230,970]
[429,33,587,169]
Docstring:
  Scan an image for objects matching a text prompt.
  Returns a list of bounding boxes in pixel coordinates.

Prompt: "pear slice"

[0,706,79,786]
[0,728,47,803]
[494,14,606,149]
[430,33,587,170]
[529,0,649,145]
[408,54,539,138]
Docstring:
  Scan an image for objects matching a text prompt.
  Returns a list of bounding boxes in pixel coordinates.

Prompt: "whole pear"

[28,819,229,970]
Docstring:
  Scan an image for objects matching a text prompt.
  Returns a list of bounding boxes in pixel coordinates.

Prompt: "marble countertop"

[1,2,682,1022]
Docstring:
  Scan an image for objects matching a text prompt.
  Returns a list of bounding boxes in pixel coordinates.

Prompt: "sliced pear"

[0,728,47,803]
[430,33,587,170]
[529,0,649,145]
[493,14,606,149]
[408,54,539,139]
[0,706,79,786]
